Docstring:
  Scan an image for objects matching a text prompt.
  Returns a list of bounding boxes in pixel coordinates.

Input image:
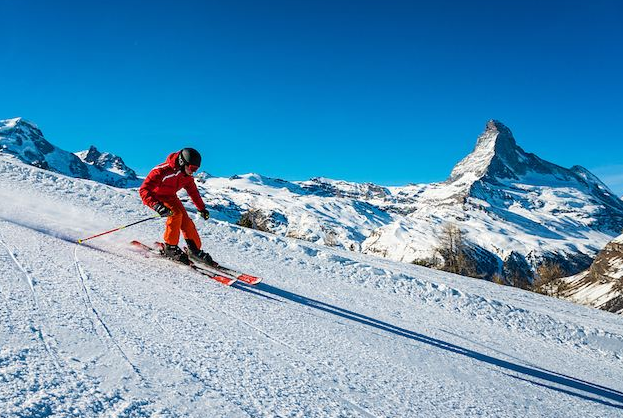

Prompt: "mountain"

[194,121,623,283]
[360,120,623,278]
[75,145,140,185]
[0,117,141,187]
[2,116,621,285]
[2,153,623,416]
[560,233,623,314]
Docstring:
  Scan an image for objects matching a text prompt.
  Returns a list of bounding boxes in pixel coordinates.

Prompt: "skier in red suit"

[139,148,214,265]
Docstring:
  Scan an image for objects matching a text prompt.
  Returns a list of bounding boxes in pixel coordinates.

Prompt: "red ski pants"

[161,196,202,248]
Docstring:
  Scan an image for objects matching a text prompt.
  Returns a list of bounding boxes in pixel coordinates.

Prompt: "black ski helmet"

[178,148,201,168]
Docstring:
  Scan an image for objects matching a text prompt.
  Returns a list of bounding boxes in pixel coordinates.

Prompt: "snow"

[194,166,617,267]
[2,156,623,417]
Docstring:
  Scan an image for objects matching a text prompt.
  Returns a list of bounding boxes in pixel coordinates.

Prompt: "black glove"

[153,202,172,217]
[199,209,210,220]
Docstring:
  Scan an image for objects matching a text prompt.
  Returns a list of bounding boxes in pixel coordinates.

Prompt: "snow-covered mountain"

[3,116,621,285]
[195,121,623,282]
[2,146,623,417]
[0,117,141,187]
[560,233,623,314]
[75,145,140,185]
[364,120,623,276]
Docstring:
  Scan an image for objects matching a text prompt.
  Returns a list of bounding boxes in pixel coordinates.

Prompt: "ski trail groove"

[196,292,379,418]
[118,256,340,417]
[0,234,63,371]
[73,246,145,382]
[125,271,266,416]
[230,313,377,418]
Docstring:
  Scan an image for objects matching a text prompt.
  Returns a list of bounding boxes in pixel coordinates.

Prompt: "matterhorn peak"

[477,119,517,151]
[448,119,523,183]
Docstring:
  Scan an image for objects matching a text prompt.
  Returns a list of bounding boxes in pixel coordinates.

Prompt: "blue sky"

[1,0,622,193]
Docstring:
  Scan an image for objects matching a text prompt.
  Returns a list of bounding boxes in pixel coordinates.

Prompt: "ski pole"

[77,215,161,244]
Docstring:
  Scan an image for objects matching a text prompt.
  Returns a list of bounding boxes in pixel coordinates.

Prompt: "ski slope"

[1,155,623,417]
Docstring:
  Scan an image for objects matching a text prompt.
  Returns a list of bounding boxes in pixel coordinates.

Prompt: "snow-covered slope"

[2,147,623,417]
[0,118,141,187]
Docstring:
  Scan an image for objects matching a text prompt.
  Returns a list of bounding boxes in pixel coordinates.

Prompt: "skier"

[139,148,215,266]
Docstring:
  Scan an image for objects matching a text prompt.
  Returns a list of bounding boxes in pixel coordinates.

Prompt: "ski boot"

[185,239,218,268]
[162,243,190,265]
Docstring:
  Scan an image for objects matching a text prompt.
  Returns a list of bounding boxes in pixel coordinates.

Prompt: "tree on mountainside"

[435,223,478,277]
[532,261,567,296]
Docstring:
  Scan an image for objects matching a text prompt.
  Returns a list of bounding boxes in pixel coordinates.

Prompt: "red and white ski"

[186,250,263,285]
[130,240,237,286]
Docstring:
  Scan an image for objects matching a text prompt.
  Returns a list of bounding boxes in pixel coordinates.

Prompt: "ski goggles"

[187,164,199,173]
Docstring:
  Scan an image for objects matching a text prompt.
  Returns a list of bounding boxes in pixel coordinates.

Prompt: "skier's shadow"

[237,282,623,410]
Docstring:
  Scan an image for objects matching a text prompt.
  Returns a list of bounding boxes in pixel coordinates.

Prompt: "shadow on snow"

[236,282,623,410]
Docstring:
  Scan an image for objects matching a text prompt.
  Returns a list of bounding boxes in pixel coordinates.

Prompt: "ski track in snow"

[73,247,145,381]
[0,233,63,371]
[2,157,623,417]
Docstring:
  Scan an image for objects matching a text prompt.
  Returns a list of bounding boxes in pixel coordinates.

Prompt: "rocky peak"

[75,145,138,180]
[476,120,517,154]
[80,145,105,163]
[0,117,55,157]
[448,119,580,187]
[449,120,521,183]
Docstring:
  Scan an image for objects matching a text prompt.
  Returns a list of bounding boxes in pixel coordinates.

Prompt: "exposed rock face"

[503,251,533,286]
[0,118,141,188]
[588,235,623,283]
[238,208,288,233]
[301,178,390,200]
[561,233,623,314]
[0,117,90,179]
[451,120,623,235]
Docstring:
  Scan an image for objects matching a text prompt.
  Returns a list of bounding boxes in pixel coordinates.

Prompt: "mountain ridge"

[0,117,141,187]
[2,116,621,292]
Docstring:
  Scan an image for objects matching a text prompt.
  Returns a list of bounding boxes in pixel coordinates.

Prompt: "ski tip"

[238,274,262,285]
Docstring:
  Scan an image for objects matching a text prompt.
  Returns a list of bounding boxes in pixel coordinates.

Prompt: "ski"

[130,241,237,286]
[184,248,263,285]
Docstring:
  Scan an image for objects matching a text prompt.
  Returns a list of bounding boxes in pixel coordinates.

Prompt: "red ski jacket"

[139,151,206,211]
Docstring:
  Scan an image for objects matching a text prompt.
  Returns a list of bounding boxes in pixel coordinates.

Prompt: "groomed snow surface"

[1,155,623,417]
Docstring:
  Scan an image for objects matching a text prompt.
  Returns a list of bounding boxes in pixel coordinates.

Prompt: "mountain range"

[0,117,141,187]
[195,120,623,283]
[2,116,622,298]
